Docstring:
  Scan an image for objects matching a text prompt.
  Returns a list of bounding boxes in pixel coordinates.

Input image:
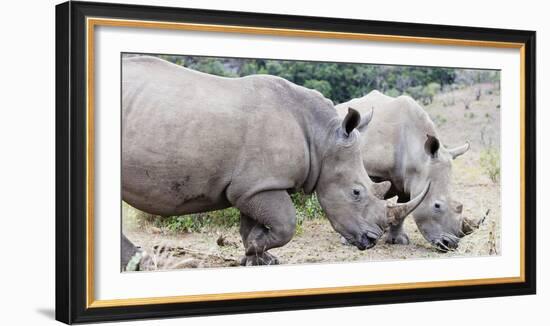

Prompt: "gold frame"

[85,17,526,309]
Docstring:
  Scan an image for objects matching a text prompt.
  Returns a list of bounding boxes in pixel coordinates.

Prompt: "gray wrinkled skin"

[122,56,397,265]
[336,90,475,251]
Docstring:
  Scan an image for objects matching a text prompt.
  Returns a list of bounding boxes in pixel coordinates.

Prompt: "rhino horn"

[386,182,431,226]
[448,142,470,159]
[461,209,488,235]
[372,181,391,199]
[461,217,477,235]
[356,107,374,132]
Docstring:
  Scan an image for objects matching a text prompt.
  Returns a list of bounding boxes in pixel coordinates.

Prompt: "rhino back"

[122,56,314,216]
[337,90,437,183]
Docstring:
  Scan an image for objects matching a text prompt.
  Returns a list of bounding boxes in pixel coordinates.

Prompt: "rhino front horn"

[386,182,431,226]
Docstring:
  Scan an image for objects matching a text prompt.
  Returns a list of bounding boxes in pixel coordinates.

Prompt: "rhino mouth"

[343,231,380,251]
[431,211,489,252]
[359,231,382,250]
[432,234,459,252]
[344,237,368,251]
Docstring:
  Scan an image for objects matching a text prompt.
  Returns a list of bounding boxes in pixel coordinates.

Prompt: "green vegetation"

[480,148,500,183]
[291,192,325,235]
[148,208,241,233]
[433,114,447,127]
[127,192,325,234]
[154,54,497,104]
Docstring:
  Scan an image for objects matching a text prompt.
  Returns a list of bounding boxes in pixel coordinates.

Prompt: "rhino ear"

[424,134,440,158]
[342,107,361,137]
[356,107,374,133]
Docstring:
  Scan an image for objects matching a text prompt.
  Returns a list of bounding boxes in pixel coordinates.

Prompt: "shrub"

[291,191,325,235]
[480,148,500,183]
[125,192,327,235]
[433,114,447,127]
[303,79,332,98]
[146,208,241,233]
[291,192,324,219]
[385,88,401,98]
[405,82,441,105]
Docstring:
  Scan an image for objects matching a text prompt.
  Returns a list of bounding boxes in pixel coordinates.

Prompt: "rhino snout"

[434,236,459,252]
[357,233,378,251]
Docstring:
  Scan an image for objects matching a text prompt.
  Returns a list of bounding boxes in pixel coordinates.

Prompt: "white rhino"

[337,90,479,251]
[121,57,428,266]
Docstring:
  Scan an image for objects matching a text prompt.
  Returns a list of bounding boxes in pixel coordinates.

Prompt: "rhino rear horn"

[386,182,431,226]
[448,142,470,159]
[372,181,391,199]
[356,107,374,132]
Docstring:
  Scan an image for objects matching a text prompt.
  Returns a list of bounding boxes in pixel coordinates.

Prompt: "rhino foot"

[240,252,280,266]
[385,232,410,245]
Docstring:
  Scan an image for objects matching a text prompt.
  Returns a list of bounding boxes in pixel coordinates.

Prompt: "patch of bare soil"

[123,83,501,270]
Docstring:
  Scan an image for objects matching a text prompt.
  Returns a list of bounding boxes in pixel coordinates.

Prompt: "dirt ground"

[123,83,501,270]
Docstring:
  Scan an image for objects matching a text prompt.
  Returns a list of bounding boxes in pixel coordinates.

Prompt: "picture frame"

[56,1,536,324]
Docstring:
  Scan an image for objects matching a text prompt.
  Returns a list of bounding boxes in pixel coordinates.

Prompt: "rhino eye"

[433,202,444,212]
[352,189,361,198]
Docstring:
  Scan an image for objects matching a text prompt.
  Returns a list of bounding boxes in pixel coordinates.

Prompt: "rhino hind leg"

[236,190,296,266]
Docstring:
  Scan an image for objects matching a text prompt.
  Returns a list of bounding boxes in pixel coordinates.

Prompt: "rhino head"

[316,108,430,250]
[410,134,480,251]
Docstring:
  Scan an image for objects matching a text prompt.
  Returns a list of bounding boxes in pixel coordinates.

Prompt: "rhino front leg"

[236,190,296,266]
[239,213,281,265]
[385,222,410,245]
[385,195,410,245]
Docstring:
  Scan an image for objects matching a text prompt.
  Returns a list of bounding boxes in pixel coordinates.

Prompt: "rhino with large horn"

[121,56,429,265]
[336,90,480,251]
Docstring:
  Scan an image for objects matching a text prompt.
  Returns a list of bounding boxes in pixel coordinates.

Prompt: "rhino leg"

[239,213,257,247]
[121,233,142,271]
[385,195,411,245]
[385,222,410,245]
[236,190,296,266]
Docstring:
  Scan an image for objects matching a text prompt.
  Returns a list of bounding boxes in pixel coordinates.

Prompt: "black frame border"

[56,1,536,324]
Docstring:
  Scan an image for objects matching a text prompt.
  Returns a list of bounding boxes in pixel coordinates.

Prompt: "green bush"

[303,79,332,98]
[291,191,325,235]
[405,82,441,105]
[128,191,326,234]
[385,88,401,98]
[433,114,447,127]
[154,208,241,233]
[291,192,324,220]
[141,54,503,105]
[147,54,462,104]
[480,148,500,183]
